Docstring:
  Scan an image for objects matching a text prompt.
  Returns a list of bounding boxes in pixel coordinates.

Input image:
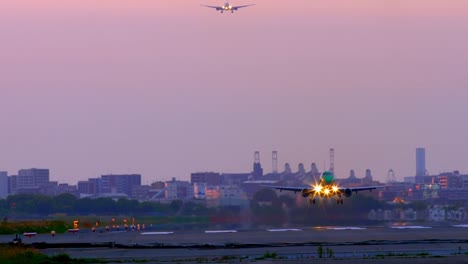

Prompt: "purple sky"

[1,1,468,184]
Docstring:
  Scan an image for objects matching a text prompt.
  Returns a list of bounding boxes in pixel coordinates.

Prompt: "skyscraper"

[416,148,426,176]
[0,171,8,198]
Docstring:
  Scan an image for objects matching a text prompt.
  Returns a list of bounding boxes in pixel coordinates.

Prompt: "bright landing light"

[313,184,322,193]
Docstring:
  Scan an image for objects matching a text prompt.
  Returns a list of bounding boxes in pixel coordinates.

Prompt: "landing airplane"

[263,171,384,205]
[201,2,255,13]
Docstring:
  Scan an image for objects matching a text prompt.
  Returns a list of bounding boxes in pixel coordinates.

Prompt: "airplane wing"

[233,4,255,10]
[201,5,222,10]
[338,186,385,193]
[261,185,310,193]
[262,185,385,194]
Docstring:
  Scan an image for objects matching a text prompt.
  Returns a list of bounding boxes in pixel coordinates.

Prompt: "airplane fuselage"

[301,171,343,199]
[201,2,255,13]
[219,3,234,13]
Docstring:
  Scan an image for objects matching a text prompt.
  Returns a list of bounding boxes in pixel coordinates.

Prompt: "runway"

[2,225,468,263]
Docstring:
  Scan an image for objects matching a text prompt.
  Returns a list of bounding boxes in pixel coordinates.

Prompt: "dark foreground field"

[2,225,468,264]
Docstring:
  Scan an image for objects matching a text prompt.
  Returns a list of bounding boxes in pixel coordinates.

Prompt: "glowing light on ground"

[326,227,366,230]
[452,224,468,228]
[267,229,302,232]
[205,230,237,233]
[390,226,431,229]
[141,232,174,235]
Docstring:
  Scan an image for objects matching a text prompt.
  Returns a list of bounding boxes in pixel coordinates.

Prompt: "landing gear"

[309,198,316,205]
[336,198,344,204]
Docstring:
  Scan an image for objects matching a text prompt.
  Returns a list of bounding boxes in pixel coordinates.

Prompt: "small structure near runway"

[23,232,37,238]
[68,228,80,234]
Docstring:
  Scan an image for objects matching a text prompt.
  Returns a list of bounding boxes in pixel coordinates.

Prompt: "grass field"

[0,245,102,264]
[0,220,68,235]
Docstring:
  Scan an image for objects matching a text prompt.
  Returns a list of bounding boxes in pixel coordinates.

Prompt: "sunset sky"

[1,0,468,184]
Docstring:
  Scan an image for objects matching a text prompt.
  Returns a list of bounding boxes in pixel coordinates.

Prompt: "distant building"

[363,169,373,184]
[194,182,207,199]
[130,185,151,200]
[101,174,141,196]
[17,168,50,189]
[462,175,468,189]
[403,176,415,183]
[222,173,251,185]
[164,178,193,200]
[88,178,101,194]
[57,183,76,195]
[0,171,8,198]
[339,169,358,186]
[339,169,377,187]
[41,181,59,196]
[438,171,462,189]
[78,181,91,194]
[416,148,426,176]
[151,181,166,189]
[191,172,222,186]
[8,175,17,194]
[218,185,248,207]
[77,178,101,196]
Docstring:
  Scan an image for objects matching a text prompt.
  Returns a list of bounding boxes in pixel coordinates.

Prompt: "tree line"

[0,193,183,217]
[1,190,394,226]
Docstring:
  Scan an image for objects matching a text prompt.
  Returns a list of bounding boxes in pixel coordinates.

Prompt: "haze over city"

[1,0,468,184]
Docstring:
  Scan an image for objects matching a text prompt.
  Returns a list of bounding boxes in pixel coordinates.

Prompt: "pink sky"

[1,1,468,184]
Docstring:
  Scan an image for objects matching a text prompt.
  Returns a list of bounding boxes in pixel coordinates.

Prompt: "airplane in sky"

[201,2,255,13]
[263,170,384,205]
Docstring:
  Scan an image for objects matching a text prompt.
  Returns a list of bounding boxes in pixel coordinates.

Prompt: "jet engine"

[301,189,311,197]
[343,188,352,197]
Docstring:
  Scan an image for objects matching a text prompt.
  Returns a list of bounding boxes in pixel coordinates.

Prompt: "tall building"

[416,148,426,176]
[78,181,91,194]
[0,171,8,198]
[77,178,102,196]
[8,175,17,194]
[100,174,141,195]
[17,168,50,189]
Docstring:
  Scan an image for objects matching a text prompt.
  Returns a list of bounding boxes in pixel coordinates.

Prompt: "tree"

[116,198,138,214]
[52,193,77,214]
[34,195,53,215]
[250,188,286,226]
[75,198,92,214]
[91,198,116,214]
[252,188,278,205]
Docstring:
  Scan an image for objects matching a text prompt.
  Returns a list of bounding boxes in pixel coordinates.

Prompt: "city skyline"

[1,1,468,184]
[1,147,466,185]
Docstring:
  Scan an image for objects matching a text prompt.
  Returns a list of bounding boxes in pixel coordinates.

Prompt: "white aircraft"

[263,170,384,205]
[201,2,255,13]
